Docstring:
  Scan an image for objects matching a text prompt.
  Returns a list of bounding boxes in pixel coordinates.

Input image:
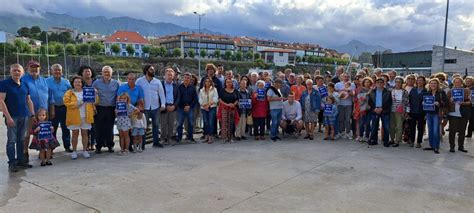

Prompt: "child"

[131,102,146,152]
[323,96,339,140]
[29,109,60,166]
[116,93,139,155]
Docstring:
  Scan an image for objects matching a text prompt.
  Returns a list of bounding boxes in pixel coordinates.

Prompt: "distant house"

[341,53,351,60]
[104,31,150,57]
[259,49,296,66]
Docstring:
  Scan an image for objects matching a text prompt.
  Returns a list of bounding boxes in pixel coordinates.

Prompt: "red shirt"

[291,85,306,101]
[251,92,269,118]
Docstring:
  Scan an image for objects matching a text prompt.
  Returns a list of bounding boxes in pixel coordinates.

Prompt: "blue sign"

[83,87,96,103]
[257,89,266,101]
[239,99,252,109]
[318,86,328,98]
[265,82,271,88]
[38,121,53,140]
[323,104,333,116]
[116,102,128,117]
[452,88,464,103]
[423,96,435,111]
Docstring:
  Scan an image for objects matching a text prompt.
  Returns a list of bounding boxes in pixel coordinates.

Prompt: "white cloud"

[0,0,473,51]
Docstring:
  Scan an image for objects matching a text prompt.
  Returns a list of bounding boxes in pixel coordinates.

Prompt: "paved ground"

[0,123,473,213]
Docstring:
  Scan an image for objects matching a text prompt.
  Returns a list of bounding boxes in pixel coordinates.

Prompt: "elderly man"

[368,78,392,146]
[46,64,72,153]
[280,92,303,136]
[161,68,180,145]
[267,79,286,141]
[225,70,239,89]
[332,66,344,84]
[22,60,54,163]
[117,73,144,106]
[93,66,120,153]
[249,71,259,94]
[136,64,166,149]
[387,70,397,89]
[0,64,35,172]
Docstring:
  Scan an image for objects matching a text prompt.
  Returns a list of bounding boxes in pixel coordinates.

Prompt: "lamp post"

[193,11,205,80]
[441,0,449,73]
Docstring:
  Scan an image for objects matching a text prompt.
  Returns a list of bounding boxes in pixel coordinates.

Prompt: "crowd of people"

[1,60,471,173]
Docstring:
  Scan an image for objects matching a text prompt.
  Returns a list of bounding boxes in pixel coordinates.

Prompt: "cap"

[325,71,331,75]
[27,60,40,68]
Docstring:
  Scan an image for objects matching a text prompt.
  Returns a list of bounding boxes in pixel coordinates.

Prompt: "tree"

[126,44,135,56]
[30,26,41,37]
[224,50,232,60]
[245,51,253,60]
[14,39,30,53]
[142,45,150,56]
[254,59,268,69]
[214,49,221,59]
[111,44,121,56]
[90,42,103,55]
[254,52,261,60]
[158,46,167,57]
[235,51,243,61]
[173,48,181,58]
[65,43,76,55]
[295,55,302,63]
[200,49,207,58]
[358,52,373,64]
[188,48,196,58]
[17,27,31,37]
[0,43,16,56]
[76,43,89,55]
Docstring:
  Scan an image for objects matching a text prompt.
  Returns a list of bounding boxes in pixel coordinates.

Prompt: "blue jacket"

[300,89,321,113]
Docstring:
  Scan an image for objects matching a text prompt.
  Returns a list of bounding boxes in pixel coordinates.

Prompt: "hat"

[274,79,283,84]
[27,60,40,68]
[325,71,331,75]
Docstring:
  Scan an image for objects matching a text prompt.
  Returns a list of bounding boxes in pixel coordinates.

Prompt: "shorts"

[116,125,132,131]
[131,128,145,136]
[67,118,92,130]
[323,116,336,126]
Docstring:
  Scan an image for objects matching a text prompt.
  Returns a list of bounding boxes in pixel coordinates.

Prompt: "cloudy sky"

[1,0,473,51]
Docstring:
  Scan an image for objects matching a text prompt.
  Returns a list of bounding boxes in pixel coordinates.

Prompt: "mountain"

[0,11,216,37]
[407,44,435,52]
[332,40,388,57]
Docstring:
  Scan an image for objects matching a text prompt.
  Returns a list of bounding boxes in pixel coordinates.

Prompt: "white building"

[431,45,474,76]
[259,49,296,66]
[104,31,150,57]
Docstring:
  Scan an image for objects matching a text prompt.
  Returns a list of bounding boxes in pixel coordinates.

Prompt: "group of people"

[1,60,471,173]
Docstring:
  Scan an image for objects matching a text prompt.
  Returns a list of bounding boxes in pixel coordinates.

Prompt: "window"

[445,59,457,64]
[122,52,126,56]
[207,43,217,49]
[198,43,207,48]
[184,42,191,48]
[105,43,110,48]
[226,45,234,50]
[279,52,284,56]
[121,44,126,49]
[135,53,140,57]
[135,44,139,49]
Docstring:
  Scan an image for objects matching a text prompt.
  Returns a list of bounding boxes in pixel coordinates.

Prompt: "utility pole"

[194,12,205,80]
[441,0,449,73]
[46,31,50,76]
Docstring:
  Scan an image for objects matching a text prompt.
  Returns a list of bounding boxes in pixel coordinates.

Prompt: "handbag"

[246,115,253,125]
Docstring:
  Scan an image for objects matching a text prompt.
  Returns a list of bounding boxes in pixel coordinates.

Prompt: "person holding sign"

[423,78,448,154]
[64,76,98,160]
[198,78,219,144]
[314,75,327,133]
[300,79,322,140]
[447,77,471,153]
[236,79,251,141]
[28,109,60,166]
[251,80,269,140]
[280,92,303,136]
[323,96,338,140]
[409,76,428,148]
[115,93,139,155]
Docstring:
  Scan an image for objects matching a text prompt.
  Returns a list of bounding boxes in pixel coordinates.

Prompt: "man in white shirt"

[135,65,166,149]
[280,92,303,136]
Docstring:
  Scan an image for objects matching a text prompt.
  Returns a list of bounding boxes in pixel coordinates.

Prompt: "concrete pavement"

[0,127,473,212]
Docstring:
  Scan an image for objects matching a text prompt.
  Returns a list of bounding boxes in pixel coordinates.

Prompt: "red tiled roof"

[104,31,150,44]
[259,49,296,53]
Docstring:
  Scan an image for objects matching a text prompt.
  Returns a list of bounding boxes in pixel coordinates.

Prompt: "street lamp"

[194,11,205,80]
[441,0,449,73]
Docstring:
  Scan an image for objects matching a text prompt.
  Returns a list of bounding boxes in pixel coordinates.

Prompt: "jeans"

[370,113,390,145]
[94,106,116,150]
[337,105,352,134]
[409,113,425,145]
[6,117,28,166]
[177,108,194,141]
[143,109,160,148]
[51,106,71,150]
[270,109,282,138]
[426,113,440,149]
[359,111,371,138]
[201,107,216,136]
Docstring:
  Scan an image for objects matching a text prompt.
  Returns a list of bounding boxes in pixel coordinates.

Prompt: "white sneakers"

[71,151,77,160]
[71,151,90,160]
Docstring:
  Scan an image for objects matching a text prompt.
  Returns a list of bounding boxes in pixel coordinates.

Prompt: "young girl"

[29,109,60,166]
[323,96,338,140]
[116,93,139,155]
[131,102,146,152]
